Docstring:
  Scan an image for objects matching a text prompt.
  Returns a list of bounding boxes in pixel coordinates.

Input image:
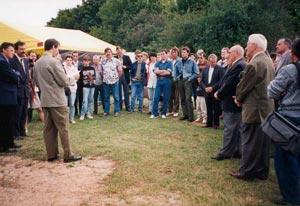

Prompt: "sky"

[0,0,82,26]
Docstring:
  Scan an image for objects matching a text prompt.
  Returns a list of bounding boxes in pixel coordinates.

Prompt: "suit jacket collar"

[249,51,265,63]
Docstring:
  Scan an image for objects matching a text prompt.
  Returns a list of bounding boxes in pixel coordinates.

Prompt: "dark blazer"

[218,58,246,112]
[200,65,225,97]
[9,55,30,98]
[130,61,147,86]
[114,54,132,84]
[0,54,19,105]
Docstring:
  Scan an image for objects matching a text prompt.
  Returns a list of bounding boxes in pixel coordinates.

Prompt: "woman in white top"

[147,53,158,114]
[64,55,79,123]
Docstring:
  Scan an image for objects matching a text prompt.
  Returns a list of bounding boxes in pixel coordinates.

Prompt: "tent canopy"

[0,22,117,54]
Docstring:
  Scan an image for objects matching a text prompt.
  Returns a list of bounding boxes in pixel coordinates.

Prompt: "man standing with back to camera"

[33,38,81,163]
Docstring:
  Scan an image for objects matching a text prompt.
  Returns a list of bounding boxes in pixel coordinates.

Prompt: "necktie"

[20,58,26,73]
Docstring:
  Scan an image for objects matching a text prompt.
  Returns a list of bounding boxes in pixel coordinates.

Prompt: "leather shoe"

[211,154,230,161]
[0,147,17,153]
[64,155,82,163]
[201,125,212,128]
[179,116,188,121]
[47,156,59,162]
[188,118,194,122]
[10,143,22,149]
[229,171,253,181]
[14,136,24,140]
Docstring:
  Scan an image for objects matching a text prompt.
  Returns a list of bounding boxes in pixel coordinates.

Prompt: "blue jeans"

[103,82,120,114]
[274,116,300,204]
[68,92,76,120]
[80,87,95,116]
[152,78,171,116]
[131,81,144,112]
[147,87,155,112]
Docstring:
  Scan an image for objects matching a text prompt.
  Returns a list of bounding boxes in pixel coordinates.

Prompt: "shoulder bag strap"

[292,62,300,88]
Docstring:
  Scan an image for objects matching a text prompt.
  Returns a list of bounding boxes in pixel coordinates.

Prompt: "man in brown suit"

[33,38,82,163]
[230,34,275,180]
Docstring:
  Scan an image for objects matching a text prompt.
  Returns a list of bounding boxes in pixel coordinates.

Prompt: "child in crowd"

[195,75,207,123]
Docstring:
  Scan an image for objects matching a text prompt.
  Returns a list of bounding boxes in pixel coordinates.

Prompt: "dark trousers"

[0,105,17,150]
[168,79,180,113]
[219,112,242,157]
[93,84,105,114]
[205,95,221,127]
[119,74,130,111]
[13,97,28,136]
[179,79,194,120]
[239,123,270,179]
[74,86,83,116]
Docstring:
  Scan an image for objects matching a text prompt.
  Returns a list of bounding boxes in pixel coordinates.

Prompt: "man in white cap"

[230,34,275,180]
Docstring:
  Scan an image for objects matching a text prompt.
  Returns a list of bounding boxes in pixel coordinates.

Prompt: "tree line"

[48,0,300,55]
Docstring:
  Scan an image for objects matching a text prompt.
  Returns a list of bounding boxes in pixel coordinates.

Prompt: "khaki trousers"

[43,106,73,159]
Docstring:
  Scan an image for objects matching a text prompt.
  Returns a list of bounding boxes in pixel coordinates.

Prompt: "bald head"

[228,45,244,64]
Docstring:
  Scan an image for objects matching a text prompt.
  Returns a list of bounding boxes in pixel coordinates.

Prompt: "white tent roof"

[0,22,117,53]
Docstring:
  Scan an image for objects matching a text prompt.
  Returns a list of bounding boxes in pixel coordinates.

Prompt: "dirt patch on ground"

[0,156,116,206]
[0,156,182,206]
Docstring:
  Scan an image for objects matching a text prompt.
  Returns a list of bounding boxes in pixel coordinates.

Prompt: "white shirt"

[208,66,214,83]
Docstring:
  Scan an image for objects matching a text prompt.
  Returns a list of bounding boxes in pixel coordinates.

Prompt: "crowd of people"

[0,33,300,205]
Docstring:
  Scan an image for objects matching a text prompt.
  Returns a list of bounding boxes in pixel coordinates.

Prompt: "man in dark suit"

[72,51,84,116]
[231,34,274,180]
[211,45,246,160]
[0,42,21,152]
[200,54,225,129]
[9,41,30,140]
[115,46,132,111]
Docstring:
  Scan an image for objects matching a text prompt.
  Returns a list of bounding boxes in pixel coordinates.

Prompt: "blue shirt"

[155,60,172,78]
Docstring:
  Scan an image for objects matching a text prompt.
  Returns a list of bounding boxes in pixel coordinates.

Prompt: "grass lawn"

[18,106,280,206]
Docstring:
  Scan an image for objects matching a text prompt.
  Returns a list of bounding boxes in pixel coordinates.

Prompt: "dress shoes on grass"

[211,154,230,161]
[229,171,254,181]
[10,143,22,149]
[47,156,60,162]
[64,155,82,163]
[272,198,300,205]
[179,116,188,121]
[0,147,17,153]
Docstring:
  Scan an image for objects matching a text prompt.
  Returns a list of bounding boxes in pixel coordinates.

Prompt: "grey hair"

[208,53,218,60]
[231,45,245,57]
[248,33,267,51]
[93,55,101,60]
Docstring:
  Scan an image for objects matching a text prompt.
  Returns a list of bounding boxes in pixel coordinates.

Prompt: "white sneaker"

[162,115,166,119]
[166,112,173,116]
[173,113,179,117]
[70,119,76,124]
[86,114,93,119]
[79,116,84,120]
[195,118,201,122]
[149,115,157,119]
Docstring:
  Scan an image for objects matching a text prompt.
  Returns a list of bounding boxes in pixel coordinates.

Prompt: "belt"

[157,76,169,80]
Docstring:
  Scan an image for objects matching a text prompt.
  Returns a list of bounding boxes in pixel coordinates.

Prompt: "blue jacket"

[0,54,19,105]
[268,61,300,118]
[130,61,147,86]
[9,54,30,99]
[200,65,225,97]
[176,58,199,81]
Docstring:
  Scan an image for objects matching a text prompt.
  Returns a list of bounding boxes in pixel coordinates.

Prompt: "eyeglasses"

[137,55,143,58]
